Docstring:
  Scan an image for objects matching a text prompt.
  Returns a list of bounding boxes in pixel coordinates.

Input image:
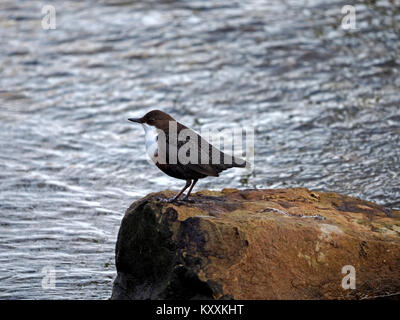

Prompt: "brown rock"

[111,188,400,300]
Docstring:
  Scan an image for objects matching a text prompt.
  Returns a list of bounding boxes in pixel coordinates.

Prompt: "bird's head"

[128,110,175,129]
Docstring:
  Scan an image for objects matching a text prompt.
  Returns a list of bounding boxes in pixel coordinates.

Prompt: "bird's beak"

[128,117,143,124]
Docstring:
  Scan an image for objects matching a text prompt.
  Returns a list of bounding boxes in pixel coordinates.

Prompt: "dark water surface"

[0,0,399,299]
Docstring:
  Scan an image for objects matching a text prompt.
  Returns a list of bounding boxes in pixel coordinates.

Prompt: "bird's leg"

[165,179,192,203]
[182,179,198,201]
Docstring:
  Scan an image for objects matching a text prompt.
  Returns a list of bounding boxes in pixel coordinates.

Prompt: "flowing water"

[0,0,399,299]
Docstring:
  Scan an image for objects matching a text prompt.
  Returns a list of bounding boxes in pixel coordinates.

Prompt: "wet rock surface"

[111,188,400,300]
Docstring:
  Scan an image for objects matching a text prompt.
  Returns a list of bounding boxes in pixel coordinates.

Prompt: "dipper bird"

[128,110,248,202]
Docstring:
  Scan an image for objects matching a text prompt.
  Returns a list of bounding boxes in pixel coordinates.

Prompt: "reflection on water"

[0,0,399,299]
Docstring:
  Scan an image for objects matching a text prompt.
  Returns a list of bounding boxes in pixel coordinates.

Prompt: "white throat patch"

[142,124,158,162]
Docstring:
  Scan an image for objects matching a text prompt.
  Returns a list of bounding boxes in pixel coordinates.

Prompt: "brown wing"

[157,122,246,178]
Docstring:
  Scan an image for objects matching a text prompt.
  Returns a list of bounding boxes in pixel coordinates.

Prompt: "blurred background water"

[0,0,399,299]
